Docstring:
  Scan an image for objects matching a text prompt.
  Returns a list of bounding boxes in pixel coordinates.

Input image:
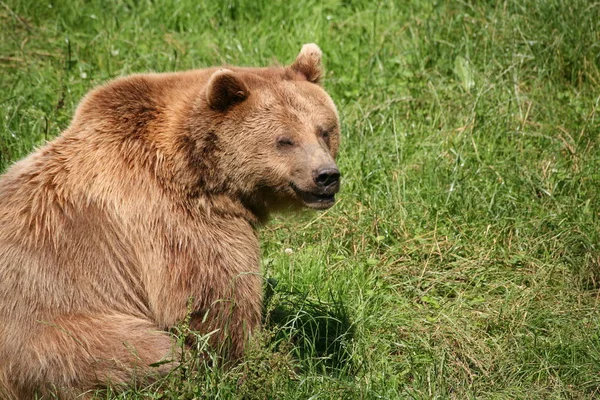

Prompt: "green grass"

[2,0,600,398]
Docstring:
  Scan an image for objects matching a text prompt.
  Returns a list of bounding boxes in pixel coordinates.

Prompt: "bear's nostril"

[314,168,340,188]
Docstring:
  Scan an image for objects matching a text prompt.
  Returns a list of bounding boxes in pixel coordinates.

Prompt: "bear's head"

[189,44,341,219]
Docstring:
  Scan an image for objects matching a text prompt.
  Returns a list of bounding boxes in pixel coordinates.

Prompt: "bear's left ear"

[206,69,249,111]
[289,43,323,85]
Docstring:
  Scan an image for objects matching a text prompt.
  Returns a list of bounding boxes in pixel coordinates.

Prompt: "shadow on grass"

[263,278,356,375]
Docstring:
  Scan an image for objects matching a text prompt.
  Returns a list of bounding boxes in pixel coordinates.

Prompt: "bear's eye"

[277,137,295,147]
[319,128,331,146]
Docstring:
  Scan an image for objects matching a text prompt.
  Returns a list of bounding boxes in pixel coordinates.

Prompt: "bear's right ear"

[289,43,323,85]
[206,69,249,111]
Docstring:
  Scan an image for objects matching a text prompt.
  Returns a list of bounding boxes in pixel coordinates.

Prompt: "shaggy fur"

[0,44,340,398]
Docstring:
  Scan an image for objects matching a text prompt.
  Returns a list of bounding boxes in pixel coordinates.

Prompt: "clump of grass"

[92,287,354,399]
[264,280,356,374]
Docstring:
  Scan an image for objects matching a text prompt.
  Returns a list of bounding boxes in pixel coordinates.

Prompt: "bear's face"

[250,79,340,211]
[201,45,341,215]
[271,81,340,211]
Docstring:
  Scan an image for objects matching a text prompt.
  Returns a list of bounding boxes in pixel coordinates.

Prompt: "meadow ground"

[1,0,600,398]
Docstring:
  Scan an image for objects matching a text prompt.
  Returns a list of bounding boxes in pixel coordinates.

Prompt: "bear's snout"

[313,167,340,192]
[290,165,340,210]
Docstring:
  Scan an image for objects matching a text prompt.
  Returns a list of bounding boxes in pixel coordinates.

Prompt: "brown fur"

[0,44,340,399]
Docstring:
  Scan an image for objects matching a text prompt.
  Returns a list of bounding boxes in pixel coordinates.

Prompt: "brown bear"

[0,43,340,399]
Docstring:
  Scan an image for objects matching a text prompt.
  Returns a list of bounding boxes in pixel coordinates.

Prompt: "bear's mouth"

[290,183,337,210]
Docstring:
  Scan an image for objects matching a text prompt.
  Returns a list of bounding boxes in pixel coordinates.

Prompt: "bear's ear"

[206,69,249,111]
[289,43,323,85]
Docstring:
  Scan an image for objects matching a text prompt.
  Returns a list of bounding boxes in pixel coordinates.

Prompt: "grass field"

[2,0,600,398]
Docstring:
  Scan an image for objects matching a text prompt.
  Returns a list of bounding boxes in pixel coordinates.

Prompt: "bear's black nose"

[314,167,340,188]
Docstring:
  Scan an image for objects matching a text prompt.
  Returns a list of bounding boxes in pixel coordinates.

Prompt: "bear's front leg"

[189,270,263,360]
